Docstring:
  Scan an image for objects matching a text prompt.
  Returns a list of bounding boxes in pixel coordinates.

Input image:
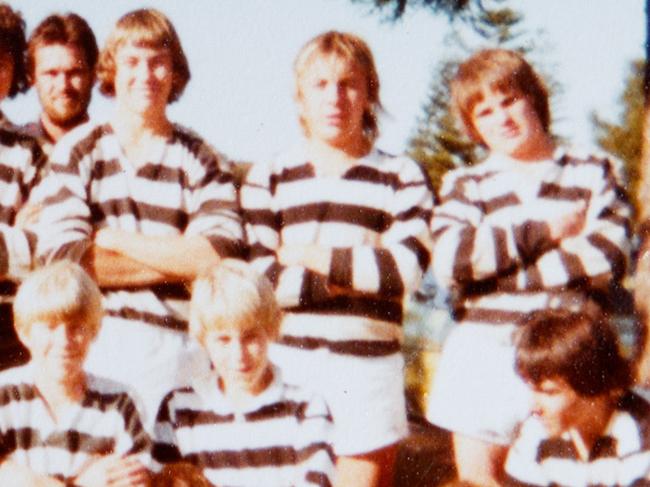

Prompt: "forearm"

[96,231,220,281]
[85,245,176,288]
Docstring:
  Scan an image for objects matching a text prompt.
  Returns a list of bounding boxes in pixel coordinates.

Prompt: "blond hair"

[451,49,550,144]
[294,30,381,144]
[97,8,190,103]
[189,259,281,343]
[13,260,102,340]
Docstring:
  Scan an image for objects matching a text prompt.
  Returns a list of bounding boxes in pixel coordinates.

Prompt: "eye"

[217,335,231,344]
[476,107,492,118]
[315,79,327,89]
[501,95,517,107]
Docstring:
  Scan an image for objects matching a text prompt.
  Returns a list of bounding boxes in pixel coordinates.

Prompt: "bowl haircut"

[294,30,381,145]
[189,259,281,344]
[451,49,550,145]
[515,303,632,398]
[97,8,190,104]
[13,261,102,343]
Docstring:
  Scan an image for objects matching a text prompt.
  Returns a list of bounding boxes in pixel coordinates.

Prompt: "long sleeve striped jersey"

[240,146,433,352]
[0,365,151,483]
[504,391,650,487]
[30,121,244,333]
[153,368,335,486]
[0,128,46,285]
[430,149,631,325]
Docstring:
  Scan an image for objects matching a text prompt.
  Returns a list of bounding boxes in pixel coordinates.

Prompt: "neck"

[306,136,372,176]
[40,112,89,143]
[571,395,615,455]
[219,367,274,407]
[114,103,171,140]
[513,132,556,162]
[35,369,86,414]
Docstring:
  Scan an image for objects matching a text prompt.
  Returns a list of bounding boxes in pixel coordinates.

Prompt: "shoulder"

[84,373,144,412]
[359,149,432,189]
[0,364,36,397]
[51,121,110,165]
[170,124,232,172]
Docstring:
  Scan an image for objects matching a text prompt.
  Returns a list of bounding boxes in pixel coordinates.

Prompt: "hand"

[277,245,330,274]
[73,454,149,487]
[15,203,42,229]
[549,201,587,241]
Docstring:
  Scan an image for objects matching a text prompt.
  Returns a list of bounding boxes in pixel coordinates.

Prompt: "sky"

[4,0,645,163]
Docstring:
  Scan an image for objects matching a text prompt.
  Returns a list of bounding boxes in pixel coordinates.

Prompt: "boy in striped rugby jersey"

[426,49,632,486]
[0,261,150,486]
[153,259,335,487]
[504,305,649,486]
[30,9,243,429]
[240,31,433,487]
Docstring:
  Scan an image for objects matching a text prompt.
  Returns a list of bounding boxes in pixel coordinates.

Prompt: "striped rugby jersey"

[31,121,243,333]
[153,367,335,486]
[240,145,433,355]
[504,392,650,486]
[0,364,151,483]
[0,127,46,285]
[430,148,631,325]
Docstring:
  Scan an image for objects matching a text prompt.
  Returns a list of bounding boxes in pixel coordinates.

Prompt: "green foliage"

[593,60,644,210]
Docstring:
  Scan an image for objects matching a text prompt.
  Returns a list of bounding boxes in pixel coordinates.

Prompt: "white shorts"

[269,343,408,456]
[84,316,210,431]
[426,323,531,445]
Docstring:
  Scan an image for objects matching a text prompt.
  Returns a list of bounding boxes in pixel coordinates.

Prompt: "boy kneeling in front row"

[153,259,335,486]
[504,304,650,486]
[0,261,151,486]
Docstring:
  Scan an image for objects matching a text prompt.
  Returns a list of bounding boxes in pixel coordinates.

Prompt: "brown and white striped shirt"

[153,368,335,486]
[504,391,650,487]
[31,121,243,333]
[430,148,631,326]
[0,365,151,484]
[240,146,433,356]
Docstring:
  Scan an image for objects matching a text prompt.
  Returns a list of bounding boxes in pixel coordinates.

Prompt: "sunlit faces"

[471,88,547,160]
[0,48,14,101]
[530,378,594,437]
[20,319,92,381]
[297,53,369,150]
[203,325,272,395]
[114,42,173,116]
[34,44,93,126]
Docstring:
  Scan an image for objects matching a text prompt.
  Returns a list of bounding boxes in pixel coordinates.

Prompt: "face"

[531,378,592,437]
[21,319,92,382]
[203,325,270,395]
[114,41,173,117]
[0,48,14,101]
[34,44,93,126]
[471,88,546,160]
[297,53,369,150]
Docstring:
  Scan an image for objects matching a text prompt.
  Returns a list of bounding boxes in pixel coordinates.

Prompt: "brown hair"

[97,8,190,103]
[294,30,381,144]
[27,13,98,85]
[515,304,632,397]
[451,49,550,144]
[0,3,27,97]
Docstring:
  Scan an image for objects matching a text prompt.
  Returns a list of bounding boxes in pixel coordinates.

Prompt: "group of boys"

[0,3,647,487]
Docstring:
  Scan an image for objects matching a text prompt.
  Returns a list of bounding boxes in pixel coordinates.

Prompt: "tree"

[593,60,644,212]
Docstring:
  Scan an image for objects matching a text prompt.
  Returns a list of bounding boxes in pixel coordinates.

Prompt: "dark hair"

[27,13,98,85]
[451,49,550,145]
[0,3,27,97]
[515,304,632,397]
